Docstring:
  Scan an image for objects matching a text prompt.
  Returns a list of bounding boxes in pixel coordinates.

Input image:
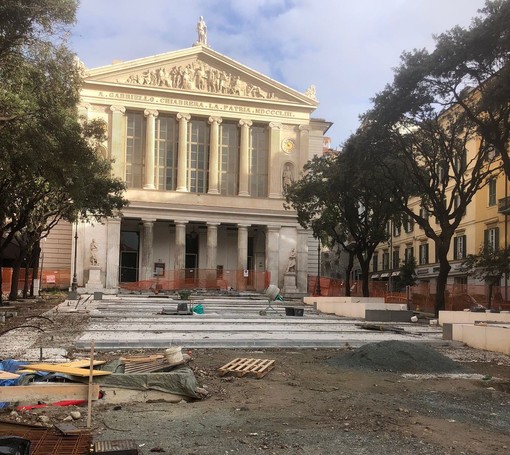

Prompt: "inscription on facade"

[96,92,296,117]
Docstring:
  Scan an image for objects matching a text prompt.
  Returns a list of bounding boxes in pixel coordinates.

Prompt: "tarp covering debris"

[91,367,202,399]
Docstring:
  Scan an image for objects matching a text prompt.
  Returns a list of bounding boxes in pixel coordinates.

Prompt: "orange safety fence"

[1,268,71,295]
[307,275,510,312]
[120,269,271,293]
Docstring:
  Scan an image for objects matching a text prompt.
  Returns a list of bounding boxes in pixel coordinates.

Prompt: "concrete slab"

[73,296,444,351]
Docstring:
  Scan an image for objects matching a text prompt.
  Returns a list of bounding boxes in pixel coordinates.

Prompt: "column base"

[176,187,188,192]
[143,184,156,190]
[238,191,250,197]
[207,189,220,195]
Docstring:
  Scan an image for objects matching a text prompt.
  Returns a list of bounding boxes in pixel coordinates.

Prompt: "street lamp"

[71,222,78,294]
[315,237,321,296]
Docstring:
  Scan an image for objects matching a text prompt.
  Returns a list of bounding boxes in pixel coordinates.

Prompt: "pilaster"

[143,109,158,190]
[268,122,283,198]
[109,105,126,180]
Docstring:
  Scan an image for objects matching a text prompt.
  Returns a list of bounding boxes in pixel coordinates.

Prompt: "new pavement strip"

[69,294,444,350]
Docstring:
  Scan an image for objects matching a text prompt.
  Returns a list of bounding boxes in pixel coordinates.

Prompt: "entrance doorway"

[120,231,139,282]
[185,228,199,283]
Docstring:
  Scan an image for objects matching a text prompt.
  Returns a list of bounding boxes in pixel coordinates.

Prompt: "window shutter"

[495,228,500,251]
[453,238,458,259]
[461,235,466,258]
[484,229,489,248]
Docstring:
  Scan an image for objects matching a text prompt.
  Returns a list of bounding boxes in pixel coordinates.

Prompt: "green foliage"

[284,135,397,296]
[461,245,510,283]
[362,1,507,314]
[399,256,417,288]
[0,0,127,302]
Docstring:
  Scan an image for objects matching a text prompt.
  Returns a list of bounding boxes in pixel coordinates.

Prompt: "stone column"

[208,116,222,195]
[109,105,126,180]
[174,221,187,269]
[297,227,309,293]
[237,224,250,291]
[140,219,155,281]
[176,113,191,192]
[206,222,220,270]
[266,225,281,287]
[299,124,311,170]
[238,119,253,197]
[143,109,158,190]
[268,122,283,198]
[106,218,121,290]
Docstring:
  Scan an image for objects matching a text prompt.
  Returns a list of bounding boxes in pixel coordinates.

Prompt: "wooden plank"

[24,363,111,377]
[0,384,100,403]
[0,371,20,380]
[61,360,106,368]
[121,355,164,363]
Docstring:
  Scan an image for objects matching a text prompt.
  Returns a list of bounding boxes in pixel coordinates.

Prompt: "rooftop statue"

[194,16,208,47]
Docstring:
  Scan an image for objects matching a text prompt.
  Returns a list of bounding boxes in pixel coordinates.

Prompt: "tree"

[365,32,501,315]
[429,0,510,180]
[399,256,417,290]
[0,1,128,303]
[285,133,396,297]
[461,246,510,309]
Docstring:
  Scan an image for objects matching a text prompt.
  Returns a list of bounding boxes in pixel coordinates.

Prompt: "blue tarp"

[0,359,28,408]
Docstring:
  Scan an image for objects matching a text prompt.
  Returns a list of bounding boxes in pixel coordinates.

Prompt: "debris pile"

[328,340,467,374]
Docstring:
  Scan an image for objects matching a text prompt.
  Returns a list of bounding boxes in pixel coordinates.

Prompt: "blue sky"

[71,0,487,147]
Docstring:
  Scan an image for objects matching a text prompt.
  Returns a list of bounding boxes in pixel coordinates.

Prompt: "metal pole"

[316,238,321,296]
[388,219,393,293]
[71,223,78,292]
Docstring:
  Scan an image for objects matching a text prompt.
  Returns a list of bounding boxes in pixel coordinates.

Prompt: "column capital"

[299,124,311,133]
[206,221,221,227]
[208,116,223,125]
[269,122,283,130]
[237,223,251,229]
[174,219,188,226]
[266,225,282,232]
[239,119,253,128]
[144,109,159,118]
[177,112,191,122]
[142,218,157,225]
[110,105,126,114]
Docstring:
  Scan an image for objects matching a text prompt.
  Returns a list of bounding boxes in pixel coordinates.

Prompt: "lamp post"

[71,223,78,293]
[315,237,321,296]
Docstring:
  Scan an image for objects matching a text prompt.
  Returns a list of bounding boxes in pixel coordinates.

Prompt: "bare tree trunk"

[30,243,41,297]
[434,254,451,316]
[9,256,22,301]
[0,264,3,306]
[344,252,354,297]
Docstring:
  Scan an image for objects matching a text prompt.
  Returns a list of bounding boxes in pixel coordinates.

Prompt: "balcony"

[498,196,510,215]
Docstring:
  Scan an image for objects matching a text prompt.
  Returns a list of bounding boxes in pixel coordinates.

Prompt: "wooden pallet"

[218,358,275,379]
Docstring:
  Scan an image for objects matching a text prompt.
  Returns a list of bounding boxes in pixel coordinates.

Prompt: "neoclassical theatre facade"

[66,39,331,294]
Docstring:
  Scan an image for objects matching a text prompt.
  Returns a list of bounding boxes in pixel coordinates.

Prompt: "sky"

[70,0,488,148]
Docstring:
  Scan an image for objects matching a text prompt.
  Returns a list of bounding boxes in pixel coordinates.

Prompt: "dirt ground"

[1,297,510,454]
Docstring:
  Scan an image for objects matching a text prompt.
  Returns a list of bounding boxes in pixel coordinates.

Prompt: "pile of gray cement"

[329,340,466,374]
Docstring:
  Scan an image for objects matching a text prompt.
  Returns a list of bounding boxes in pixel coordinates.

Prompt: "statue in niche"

[89,239,99,266]
[282,164,293,188]
[196,16,207,46]
[286,249,297,273]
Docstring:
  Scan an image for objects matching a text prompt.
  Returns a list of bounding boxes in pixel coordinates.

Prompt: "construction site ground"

[1,293,510,454]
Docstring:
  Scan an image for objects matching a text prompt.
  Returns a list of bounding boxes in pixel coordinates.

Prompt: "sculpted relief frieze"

[122,60,278,100]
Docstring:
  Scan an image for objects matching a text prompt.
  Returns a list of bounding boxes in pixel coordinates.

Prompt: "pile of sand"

[328,340,466,374]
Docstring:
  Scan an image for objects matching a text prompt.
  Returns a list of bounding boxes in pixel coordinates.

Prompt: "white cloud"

[71,0,487,146]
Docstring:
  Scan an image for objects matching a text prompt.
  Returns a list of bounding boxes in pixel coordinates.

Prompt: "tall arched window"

[249,125,268,197]
[155,114,177,190]
[125,111,145,188]
[219,122,239,195]
[188,119,210,193]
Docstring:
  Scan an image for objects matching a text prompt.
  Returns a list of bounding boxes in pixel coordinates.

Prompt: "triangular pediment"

[84,46,318,107]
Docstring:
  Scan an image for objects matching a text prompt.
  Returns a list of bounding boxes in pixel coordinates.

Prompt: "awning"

[379,272,390,278]
[371,274,380,279]
[391,271,401,277]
